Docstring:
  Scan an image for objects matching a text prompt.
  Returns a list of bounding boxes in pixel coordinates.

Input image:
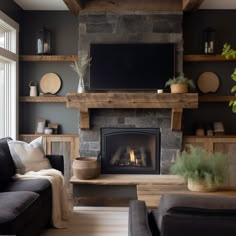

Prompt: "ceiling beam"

[64,0,182,16]
[63,0,84,16]
[183,0,205,11]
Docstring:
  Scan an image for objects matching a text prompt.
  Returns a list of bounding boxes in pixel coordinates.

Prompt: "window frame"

[0,10,19,140]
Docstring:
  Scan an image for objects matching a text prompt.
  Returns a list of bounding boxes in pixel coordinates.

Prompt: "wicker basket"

[72,157,100,180]
[187,178,217,192]
[170,84,188,93]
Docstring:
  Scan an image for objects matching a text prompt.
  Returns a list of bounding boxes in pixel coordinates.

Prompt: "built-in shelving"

[20,96,67,103]
[20,55,79,62]
[184,54,236,62]
[199,95,236,102]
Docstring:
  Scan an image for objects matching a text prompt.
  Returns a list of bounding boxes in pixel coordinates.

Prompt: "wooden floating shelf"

[184,135,236,139]
[19,134,78,137]
[184,54,235,62]
[66,92,198,130]
[20,55,79,62]
[199,95,236,102]
[20,96,67,103]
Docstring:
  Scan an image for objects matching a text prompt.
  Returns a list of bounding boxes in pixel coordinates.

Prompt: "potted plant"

[171,145,230,192]
[165,73,195,93]
[222,43,236,112]
[71,51,91,93]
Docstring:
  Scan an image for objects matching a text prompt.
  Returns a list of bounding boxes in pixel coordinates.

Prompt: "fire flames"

[129,149,135,162]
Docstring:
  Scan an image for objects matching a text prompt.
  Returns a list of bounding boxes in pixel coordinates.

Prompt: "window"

[0,11,19,140]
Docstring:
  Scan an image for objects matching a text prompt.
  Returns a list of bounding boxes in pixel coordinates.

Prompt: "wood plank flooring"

[41,207,129,236]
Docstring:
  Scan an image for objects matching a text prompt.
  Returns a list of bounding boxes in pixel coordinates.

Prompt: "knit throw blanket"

[15,169,70,228]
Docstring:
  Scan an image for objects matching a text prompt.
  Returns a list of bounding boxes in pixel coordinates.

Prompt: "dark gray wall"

[0,0,22,23]
[183,10,236,134]
[19,11,79,134]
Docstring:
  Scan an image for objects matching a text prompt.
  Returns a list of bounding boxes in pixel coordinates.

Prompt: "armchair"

[129,194,236,236]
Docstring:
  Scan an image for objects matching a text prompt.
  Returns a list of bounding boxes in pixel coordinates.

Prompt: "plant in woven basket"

[165,73,195,93]
[222,43,236,112]
[171,145,230,191]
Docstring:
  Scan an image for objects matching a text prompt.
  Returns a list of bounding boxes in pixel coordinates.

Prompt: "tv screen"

[89,43,175,91]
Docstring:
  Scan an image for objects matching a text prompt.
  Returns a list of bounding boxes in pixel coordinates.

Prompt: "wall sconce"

[202,27,215,54]
[36,28,52,55]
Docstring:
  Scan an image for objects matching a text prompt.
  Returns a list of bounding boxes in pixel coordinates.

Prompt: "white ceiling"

[13,0,236,10]
[13,0,68,10]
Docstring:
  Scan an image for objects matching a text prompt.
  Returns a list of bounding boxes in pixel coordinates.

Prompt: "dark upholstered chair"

[129,193,236,236]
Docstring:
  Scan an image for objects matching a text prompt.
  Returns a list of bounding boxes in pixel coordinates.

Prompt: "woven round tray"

[39,73,61,94]
[197,72,220,93]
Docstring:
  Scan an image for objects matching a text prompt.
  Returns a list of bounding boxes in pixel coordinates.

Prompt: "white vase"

[77,78,85,93]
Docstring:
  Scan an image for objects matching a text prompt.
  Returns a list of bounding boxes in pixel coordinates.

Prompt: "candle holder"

[202,27,215,54]
[36,27,52,55]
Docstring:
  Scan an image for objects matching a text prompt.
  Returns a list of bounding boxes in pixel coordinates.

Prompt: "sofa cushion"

[8,137,51,174]
[154,194,236,230]
[0,137,15,190]
[0,191,40,235]
[3,178,51,194]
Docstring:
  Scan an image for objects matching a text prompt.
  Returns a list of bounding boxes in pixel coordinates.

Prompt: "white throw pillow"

[8,137,51,174]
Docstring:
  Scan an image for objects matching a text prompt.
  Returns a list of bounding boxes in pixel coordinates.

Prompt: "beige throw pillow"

[8,137,51,174]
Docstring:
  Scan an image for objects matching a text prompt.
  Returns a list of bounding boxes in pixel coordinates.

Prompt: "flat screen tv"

[89,43,175,91]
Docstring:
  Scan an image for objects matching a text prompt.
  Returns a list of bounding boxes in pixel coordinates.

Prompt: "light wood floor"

[41,207,129,236]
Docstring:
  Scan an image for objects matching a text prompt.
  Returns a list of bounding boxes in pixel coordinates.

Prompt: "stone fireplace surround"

[78,10,183,174]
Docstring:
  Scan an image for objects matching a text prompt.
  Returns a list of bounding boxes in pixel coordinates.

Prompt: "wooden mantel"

[66,92,198,130]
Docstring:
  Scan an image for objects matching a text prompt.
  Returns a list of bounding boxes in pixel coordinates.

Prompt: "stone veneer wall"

[78,11,183,174]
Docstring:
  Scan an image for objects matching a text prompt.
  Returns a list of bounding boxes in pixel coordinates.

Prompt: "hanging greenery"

[222,43,236,112]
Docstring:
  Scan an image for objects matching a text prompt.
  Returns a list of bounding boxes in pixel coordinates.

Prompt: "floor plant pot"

[170,84,188,93]
[187,178,217,192]
[72,157,100,180]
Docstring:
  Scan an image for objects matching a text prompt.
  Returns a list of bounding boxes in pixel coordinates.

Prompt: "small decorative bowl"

[44,127,53,135]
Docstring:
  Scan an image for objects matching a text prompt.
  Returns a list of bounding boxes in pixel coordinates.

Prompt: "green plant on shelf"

[165,73,195,88]
[222,43,236,112]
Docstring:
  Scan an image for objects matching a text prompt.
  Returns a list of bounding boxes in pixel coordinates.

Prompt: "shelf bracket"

[171,108,183,131]
[80,107,90,129]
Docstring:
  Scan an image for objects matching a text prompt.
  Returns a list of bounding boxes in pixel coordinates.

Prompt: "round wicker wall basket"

[72,157,101,180]
[187,178,217,192]
[170,84,188,93]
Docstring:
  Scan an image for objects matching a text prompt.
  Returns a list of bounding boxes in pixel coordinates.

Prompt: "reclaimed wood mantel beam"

[66,93,198,130]
[183,0,205,11]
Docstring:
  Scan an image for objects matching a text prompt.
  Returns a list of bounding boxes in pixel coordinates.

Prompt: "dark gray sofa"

[129,193,236,236]
[0,138,64,236]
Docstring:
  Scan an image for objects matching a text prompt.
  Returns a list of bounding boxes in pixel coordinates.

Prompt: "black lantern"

[36,28,52,55]
[202,27,215,54]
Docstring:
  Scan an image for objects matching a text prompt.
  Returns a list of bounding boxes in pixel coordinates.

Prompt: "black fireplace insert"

[100,128,160,174]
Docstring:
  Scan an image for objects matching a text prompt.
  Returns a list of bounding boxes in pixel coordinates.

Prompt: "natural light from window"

[0,11,19,140]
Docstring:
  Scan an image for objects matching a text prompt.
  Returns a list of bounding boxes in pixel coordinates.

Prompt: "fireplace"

[100,128,160,174]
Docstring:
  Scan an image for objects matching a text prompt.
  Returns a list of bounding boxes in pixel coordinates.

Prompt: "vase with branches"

[71,51,91,93]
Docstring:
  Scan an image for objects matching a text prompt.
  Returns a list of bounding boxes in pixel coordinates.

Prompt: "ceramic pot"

[29,81,37,96]
[170,84,188,93]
